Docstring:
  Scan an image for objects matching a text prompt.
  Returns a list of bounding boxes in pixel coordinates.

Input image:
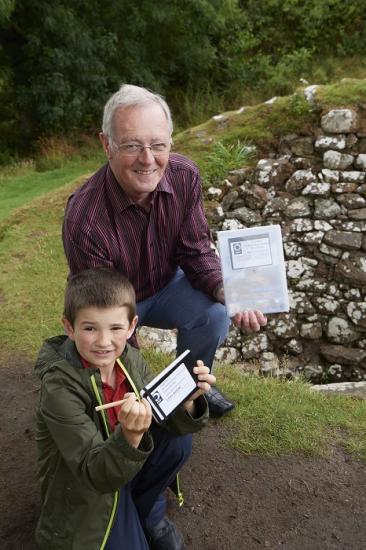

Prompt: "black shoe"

[146,516,184,550]
[206,386,235,418]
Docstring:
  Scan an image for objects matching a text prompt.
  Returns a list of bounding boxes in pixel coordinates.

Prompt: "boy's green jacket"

[34,336,209,550]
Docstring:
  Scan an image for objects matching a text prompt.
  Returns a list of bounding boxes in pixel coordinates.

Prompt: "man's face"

[63,306,137,371]
[101,103,171,207]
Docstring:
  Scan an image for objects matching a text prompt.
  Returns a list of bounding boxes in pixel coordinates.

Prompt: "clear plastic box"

[217,224,289,315]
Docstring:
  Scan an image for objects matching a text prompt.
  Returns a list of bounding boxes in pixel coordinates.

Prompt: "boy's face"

[63,306,138,371]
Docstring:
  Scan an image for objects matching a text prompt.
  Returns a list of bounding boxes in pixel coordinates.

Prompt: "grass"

[116,343,366,460]
[0,152,104,222]
[202,140,256,187]
[0,177,84,356]
[315,78,366,108]
[218,367,366,459]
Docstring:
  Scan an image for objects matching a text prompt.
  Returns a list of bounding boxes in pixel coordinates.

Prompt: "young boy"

[35,268,215,550]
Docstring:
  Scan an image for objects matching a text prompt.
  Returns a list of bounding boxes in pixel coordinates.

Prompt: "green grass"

[202,140,255,187]
[0,152,104,222]
[0,178,83,356]
[216,367,366,459]
[315,78,366,108]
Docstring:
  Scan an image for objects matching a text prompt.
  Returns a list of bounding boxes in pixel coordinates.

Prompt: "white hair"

[102,84,173,143]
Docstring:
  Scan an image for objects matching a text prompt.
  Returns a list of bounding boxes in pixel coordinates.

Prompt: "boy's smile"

[63,306,137,373]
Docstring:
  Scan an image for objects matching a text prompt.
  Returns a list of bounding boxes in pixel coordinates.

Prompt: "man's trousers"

[136,268,231,371]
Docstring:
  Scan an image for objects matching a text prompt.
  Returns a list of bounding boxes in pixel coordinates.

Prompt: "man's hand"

[117,393,152,448]
[214,285,267,333]
[232,310,267,332]
[182,360,216,416]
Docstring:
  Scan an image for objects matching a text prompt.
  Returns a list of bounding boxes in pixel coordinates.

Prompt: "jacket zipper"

[90,374,119,550]
[91,360,142,548]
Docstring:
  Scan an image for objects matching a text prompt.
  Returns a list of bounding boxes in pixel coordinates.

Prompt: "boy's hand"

[117,393,152,448]
[182,360,216,416]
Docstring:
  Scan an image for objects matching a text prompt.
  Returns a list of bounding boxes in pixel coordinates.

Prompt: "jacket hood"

[34,335,83,381]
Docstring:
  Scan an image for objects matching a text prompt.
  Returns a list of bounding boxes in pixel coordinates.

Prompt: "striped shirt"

[62,153,222,302]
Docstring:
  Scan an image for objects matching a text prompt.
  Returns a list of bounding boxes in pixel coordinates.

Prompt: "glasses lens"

[115,142,170,156]
[151,143,169,154]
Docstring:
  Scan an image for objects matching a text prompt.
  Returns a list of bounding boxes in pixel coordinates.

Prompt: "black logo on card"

[233,242,243,254]
[151,390,163,404]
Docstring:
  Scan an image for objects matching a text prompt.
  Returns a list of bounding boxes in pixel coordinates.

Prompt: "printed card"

[140,350,197,422]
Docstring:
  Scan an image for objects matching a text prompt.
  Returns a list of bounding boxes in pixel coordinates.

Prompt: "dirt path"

[1,359,365,549]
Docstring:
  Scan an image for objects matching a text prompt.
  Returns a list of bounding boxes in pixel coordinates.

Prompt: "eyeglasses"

[112,141,171,156]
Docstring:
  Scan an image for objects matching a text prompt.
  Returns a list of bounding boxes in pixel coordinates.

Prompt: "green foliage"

[1,0,116,148]
[0,0,14,23]
[1,1,366,155]
[202,140,255,187]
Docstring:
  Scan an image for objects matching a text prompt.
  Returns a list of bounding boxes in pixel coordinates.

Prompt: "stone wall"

[210,107,366,383]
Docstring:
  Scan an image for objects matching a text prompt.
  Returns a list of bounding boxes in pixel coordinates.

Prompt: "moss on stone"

[173,79,366,173]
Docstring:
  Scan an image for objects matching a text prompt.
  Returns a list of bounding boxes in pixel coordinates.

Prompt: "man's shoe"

[206,386,235,418]
[146,516,184,550]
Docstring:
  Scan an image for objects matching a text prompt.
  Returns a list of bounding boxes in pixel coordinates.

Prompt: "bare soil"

[1,359,366,550]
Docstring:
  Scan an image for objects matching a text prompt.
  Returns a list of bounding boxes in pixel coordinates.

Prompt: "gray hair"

[102,84,173,143]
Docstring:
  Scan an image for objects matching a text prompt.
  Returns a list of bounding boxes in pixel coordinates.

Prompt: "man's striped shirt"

[62,153,222,302]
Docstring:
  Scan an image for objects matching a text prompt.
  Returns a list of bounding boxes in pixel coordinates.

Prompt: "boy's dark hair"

[64,268,136,326]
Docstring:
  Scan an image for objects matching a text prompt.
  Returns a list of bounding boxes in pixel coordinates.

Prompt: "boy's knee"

[167,435,192,469]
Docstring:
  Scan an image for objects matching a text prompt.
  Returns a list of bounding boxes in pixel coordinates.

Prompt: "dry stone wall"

[210,107,366,383]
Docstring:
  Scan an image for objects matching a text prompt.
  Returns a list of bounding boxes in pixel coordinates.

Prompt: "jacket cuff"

[112,426,154,459]
[185,395,208,420]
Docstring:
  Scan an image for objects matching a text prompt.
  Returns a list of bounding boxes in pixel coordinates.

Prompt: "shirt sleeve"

[174,170,223,298]
[62,217,114,274]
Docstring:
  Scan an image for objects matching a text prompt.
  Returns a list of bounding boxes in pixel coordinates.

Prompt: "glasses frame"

[111,139,173,157]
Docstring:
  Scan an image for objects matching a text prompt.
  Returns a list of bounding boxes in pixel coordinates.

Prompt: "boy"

[35,268,215,550]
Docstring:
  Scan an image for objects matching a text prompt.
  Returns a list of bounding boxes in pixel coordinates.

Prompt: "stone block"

[336,194,366,209]
[326,316,360,343]
[323,150,354,170]
[320,344,366,365]
[323,230,362,250]
[321,109,359,133]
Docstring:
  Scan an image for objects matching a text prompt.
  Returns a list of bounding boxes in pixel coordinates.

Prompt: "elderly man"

[62,84,267,419]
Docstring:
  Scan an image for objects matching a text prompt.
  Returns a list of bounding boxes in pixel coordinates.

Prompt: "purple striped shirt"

[62,153,222,302]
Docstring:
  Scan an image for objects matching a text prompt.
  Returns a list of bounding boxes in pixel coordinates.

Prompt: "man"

[62,84,267,418]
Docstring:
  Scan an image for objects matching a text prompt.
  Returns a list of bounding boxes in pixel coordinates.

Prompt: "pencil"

[95,396,137,411]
